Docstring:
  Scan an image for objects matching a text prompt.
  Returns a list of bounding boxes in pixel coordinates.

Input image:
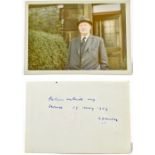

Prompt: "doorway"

[93,11,126,69]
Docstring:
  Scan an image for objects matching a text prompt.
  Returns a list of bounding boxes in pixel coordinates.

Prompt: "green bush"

[28,30,68,70]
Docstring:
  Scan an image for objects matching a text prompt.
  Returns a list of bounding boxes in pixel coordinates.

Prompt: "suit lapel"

[75,35,94,56]
[82,35,94,54]
[76,37,81,56]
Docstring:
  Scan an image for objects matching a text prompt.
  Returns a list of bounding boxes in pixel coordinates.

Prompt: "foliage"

[28,30,68,70]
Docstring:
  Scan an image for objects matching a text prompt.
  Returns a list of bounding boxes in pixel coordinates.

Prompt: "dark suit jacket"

[68,35,108,70]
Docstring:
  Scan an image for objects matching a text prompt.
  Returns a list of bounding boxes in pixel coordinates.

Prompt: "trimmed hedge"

[28,30,68,70]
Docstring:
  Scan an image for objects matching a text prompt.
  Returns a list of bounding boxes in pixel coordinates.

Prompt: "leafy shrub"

[28,30,68,70]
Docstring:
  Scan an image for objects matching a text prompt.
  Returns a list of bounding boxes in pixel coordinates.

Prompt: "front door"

[93,13,126,69]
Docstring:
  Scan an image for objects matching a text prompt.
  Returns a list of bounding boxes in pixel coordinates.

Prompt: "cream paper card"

[25,81,131,153]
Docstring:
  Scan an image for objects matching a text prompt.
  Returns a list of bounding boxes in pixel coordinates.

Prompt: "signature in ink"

[98,116,118,122]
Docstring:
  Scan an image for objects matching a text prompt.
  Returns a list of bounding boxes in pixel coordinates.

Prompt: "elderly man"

[68,16,108,70]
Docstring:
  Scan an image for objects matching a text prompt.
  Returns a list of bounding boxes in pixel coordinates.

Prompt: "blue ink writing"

[72,106,78,110]
[48,96,64,102]
[98,116,118,122]
[66,97,83,101]
[48,96,97,103]
[98,107,108,111]
[49,104,63,110]
[82,106,94,111]
[87,98,96,102]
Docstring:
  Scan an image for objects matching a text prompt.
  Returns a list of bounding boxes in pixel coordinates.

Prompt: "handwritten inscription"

[48,96,118,124]
[48,96,96,102]
[49,105,108,112]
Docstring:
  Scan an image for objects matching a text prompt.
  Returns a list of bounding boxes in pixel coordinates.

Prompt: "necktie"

[80,37,86,55]
[79,37,87,68]
[81,37,86,45]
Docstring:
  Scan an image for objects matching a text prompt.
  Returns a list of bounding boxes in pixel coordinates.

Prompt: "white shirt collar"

[81,34,90,41]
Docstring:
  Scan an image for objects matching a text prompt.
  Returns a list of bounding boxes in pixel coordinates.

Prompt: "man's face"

[78,22,91,35]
